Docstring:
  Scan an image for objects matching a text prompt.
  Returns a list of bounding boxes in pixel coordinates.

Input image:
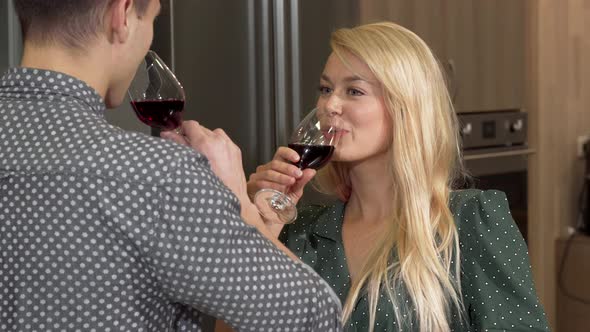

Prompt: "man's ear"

[108,0,134,44]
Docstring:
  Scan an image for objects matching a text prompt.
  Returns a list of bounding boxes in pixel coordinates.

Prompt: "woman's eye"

[318,86,332,95]
[347,88,364,96]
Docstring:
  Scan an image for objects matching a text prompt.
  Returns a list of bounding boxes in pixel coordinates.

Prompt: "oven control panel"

[458,111,527,150]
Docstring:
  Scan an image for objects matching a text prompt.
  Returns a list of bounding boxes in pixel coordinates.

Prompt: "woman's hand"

[247,146,316,206]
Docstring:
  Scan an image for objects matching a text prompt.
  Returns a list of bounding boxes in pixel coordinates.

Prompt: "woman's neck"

[345,153,395,224]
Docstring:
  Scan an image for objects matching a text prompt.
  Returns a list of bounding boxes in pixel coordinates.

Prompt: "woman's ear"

[107,0,133,44]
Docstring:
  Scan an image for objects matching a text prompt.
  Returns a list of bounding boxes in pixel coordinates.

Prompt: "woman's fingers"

[247,146,309,202]
[275,146,300,164]
[289,168,316,199]
[262,169,297,186]
[247,177,288,201]
[267,159,302,178]
[248,160,298,200]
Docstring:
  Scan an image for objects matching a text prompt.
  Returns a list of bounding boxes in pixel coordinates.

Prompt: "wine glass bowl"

[287,115,340,170]
[128,50,185,131]
[254,108,341,224]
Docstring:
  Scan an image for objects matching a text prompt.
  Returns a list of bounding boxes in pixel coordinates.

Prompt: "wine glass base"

[254,189,297,224]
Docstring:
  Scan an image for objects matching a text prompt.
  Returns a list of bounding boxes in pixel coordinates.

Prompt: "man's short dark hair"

[14,0,151,49]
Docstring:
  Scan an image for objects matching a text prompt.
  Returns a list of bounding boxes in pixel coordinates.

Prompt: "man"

[0,0,341,331]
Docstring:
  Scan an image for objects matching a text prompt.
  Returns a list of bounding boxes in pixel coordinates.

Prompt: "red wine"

[288,143,335,170]
[130,99,184,130]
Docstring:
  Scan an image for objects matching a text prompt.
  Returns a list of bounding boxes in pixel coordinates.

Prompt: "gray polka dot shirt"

[0,68,342,331]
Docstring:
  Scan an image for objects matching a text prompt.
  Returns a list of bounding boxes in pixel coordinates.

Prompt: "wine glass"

[254,107,342,224]
[128,50,185,131]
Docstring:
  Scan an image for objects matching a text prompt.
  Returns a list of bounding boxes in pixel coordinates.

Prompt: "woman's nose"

[325,94,343,116]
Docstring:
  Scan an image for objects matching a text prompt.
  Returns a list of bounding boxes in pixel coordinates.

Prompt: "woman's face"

[317,51,392,164]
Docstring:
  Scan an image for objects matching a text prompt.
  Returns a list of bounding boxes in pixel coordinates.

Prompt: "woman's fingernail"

[295,169,303,177]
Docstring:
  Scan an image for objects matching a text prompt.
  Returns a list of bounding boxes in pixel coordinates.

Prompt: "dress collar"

[311,200,346,242]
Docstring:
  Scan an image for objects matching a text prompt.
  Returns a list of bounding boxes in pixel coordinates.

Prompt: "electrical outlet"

[577,135,590,158]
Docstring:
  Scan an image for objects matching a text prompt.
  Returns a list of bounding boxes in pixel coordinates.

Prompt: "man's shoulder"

[83,126,211,185]
[0,94,212,186]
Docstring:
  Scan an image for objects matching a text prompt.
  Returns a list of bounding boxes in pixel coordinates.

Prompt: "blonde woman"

[246,22,550,332]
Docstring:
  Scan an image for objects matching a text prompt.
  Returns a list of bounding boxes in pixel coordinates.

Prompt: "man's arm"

[162,122,298,258]
[147,153,341,330]
[152,122,342,330]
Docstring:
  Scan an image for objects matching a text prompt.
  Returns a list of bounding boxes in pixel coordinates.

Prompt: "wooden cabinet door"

[360,0,525,113]
[446,0,525,113]
[359,0,445,56]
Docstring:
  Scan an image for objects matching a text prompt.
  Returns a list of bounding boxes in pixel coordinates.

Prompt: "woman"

[246,22,550,332]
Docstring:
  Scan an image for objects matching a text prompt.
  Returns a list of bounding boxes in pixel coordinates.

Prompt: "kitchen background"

[2,1,590,331]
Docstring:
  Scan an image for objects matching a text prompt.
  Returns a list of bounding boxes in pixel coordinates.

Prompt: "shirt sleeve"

[454,189,550,331]
[140,150,342,331]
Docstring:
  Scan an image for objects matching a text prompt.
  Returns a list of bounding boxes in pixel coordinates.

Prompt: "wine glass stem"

[270,194,287,211]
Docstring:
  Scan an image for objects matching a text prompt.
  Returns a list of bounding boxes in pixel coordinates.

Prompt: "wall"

[526,0,590,328]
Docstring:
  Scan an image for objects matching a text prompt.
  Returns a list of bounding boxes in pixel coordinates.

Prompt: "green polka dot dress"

[279,189,550,331]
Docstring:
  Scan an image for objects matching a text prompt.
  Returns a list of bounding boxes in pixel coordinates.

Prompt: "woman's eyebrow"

[320,74,371,84]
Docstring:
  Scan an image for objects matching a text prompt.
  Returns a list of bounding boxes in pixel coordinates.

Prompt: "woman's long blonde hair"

[315,22,465,332]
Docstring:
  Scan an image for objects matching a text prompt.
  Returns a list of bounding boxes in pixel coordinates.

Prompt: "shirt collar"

[0,67,106,116]
[311,200,346,242]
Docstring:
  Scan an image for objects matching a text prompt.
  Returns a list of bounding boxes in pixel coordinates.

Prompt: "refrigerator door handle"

[272,0,302,148]
[7,0,22,67]
[289,0,302,135]
[254,0,276,165]
[272,0,288,148]
[169,0,176,72]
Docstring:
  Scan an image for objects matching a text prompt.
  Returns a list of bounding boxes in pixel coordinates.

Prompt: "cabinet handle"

[445,59,458,104]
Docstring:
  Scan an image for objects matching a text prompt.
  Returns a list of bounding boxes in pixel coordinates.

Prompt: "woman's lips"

[322,129,349,143]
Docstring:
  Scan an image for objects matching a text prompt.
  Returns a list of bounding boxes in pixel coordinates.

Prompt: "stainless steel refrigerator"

[151,0,359,176]
[0,0,22,74]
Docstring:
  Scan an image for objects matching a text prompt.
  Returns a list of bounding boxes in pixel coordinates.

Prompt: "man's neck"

[20,41,110,99]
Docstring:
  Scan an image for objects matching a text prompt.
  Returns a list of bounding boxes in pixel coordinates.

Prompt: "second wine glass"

[254,107,341,224]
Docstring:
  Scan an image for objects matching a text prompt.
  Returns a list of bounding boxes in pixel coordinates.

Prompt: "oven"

[458,111,533,242]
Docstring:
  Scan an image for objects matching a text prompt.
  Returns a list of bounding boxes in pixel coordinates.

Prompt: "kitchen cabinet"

[360,0,525,113]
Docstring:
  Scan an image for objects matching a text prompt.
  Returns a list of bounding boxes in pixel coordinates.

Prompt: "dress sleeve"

[453,189,550,331]
[140,151,342,331]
